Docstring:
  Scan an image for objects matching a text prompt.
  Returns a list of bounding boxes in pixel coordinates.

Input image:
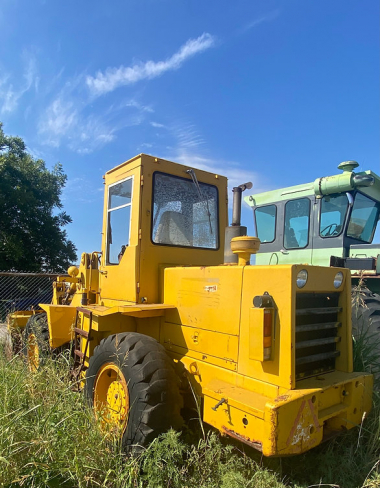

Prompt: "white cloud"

[38,96,78,147]
[1,85,19,114]
[124,99,154,113]
[70,115,116,154]
[0,33,217,154]
[38,95,118,153]
[146,117,269,201]
[173,150,265,197]
[150,121,165,128]
[24,56,39,92]
[38,90,146,153]
[0,55,38,114]
[138,142,153,151]
[241,10,280,33]
[86,33,216,96]
[147,118,265,199]
[174,122,205,149]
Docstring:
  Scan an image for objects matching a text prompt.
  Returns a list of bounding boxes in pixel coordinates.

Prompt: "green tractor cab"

[245,161,380,334]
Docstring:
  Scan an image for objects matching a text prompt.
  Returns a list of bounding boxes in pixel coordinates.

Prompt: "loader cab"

[99,154,228,306]
[245,161,380,269]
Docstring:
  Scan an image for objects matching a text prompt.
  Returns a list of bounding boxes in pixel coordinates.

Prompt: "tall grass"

[1,350,379,488]
[1,281,380,488]
[0,350,286,488]
[0,352,120,487]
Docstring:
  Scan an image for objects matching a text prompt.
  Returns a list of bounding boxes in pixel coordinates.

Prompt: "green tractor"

[245,160,380,335]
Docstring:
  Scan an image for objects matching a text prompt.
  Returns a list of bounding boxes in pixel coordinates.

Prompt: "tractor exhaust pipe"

[232,182,252,226]
[224,182,253,264]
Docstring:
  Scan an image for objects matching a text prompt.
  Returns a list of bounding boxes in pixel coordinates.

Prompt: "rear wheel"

[22,313,49,371]
[352,287,380,337]
[84,332,183,451]
[352,287,380,373]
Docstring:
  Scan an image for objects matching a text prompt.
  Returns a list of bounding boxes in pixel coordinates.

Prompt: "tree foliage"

[0,123,77,272]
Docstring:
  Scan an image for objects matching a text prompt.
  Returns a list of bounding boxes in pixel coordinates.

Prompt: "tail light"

[263,309,273,360]
[250,292,274,362]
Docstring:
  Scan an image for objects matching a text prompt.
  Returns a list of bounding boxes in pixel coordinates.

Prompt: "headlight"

[334,271,344,289]
[296,269,308,288]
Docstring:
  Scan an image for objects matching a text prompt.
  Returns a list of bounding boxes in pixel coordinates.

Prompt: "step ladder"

[72,307,93,380]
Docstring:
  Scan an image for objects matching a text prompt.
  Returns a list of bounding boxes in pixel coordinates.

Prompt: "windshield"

[152,172,219,249]
[347,193,380,243]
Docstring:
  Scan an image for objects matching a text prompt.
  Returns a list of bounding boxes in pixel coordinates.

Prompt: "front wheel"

[84,332,183,451]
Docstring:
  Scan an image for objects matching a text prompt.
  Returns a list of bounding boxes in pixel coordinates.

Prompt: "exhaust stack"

[224,182,253,264]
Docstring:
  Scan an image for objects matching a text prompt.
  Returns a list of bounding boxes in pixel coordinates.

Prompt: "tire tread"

[85,332,183,452]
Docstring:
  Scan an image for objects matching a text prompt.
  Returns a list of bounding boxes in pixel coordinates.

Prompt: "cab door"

[311,193,349,266]
[99,163,142,303]
[277,197,313,265]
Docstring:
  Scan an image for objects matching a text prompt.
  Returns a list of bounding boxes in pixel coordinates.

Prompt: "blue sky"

[0,0,379,256]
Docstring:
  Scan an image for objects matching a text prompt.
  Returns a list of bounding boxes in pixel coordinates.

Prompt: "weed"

[0,350,286,488]
[1,277,380,488]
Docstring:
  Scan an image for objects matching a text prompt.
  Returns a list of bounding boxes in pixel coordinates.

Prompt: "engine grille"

[295,292,341,380]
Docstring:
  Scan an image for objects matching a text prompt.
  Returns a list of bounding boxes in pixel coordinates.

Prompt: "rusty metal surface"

[74,327,89,338]
[77,307,93,315]
[222,426,262,451]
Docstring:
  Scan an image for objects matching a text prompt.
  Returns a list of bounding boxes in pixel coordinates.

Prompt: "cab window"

[255,205,276,243]
[320,194,348,237]
[284,198,310,249]
[106,177,133,264]
[347,193,380,243]
[152,172,219,249]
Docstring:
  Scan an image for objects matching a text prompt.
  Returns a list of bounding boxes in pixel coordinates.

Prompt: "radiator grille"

[295,293,341,380]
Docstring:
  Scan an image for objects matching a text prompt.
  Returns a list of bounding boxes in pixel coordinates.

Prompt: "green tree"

[0,123,77,272]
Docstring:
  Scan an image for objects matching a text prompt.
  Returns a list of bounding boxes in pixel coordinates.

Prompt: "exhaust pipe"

[224,182,253,264]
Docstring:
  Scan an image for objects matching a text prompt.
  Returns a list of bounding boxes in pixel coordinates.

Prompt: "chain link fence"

[0,272,59,324]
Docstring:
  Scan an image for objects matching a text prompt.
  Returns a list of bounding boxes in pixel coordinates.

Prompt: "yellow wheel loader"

[8,154,373,456]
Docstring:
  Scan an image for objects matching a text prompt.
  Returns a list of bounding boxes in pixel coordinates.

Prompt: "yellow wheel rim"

[94,363,129,430]
[27,333,40,372]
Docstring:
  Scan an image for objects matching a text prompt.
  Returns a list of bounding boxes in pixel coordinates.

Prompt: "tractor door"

[311,193,349,266]
[99,163,142,303]
[276,197,313,264]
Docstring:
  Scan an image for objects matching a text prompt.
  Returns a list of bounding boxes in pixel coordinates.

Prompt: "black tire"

[352,287,380,338]
[22,312,50,370]
[84,332,183,451]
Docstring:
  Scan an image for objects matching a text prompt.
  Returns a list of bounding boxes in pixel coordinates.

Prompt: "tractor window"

[284,198,310,249]
[347,193,380,243]
[107,177,133,264]
[255,205,276,243]
[152,172,219,249]
[320,194,348,237]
